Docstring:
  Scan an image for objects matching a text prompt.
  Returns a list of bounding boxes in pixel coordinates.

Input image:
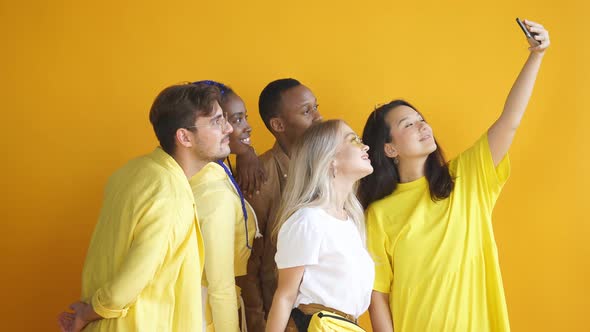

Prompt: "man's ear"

[175,128,193,148]
[384,143,398,158]
[270,117,285,133]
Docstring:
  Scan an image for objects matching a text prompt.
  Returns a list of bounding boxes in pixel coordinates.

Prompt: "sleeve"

[275,211,323,269]
[236,159,275,323]
[454,132,511,206]
[366,206,394,294]
[198,189,240,332]
[247,172,273,239]
[247,151,283,240]
[91,196,175,319]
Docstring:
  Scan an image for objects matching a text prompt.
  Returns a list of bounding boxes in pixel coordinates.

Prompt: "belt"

[297,303,358,324]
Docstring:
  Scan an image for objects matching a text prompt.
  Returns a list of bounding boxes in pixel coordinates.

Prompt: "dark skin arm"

[235,146,267,197]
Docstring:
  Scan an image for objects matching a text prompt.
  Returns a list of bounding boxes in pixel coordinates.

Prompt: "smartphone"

[516,18,540,46]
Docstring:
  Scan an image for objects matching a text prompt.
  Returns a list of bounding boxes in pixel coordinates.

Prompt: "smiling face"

[384,105,437,160]
[333,122,373,181]
[222,93,253,156]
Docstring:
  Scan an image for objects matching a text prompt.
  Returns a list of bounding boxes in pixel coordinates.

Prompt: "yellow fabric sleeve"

[90,197,174,319]
[366,206,393,294]
[199,189,241,332]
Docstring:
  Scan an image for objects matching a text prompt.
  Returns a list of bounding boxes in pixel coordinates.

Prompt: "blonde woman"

[266,120,374,332]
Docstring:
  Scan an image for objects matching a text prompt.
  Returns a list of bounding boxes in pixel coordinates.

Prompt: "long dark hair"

[358,100,454,209]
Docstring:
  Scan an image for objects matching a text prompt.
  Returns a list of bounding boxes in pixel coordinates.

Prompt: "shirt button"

[283,174,287,178]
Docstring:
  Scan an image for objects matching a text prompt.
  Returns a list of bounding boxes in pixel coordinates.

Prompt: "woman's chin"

[229,143,251,156]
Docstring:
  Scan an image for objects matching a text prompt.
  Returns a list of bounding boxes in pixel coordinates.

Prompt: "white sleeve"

[275,211,323,269]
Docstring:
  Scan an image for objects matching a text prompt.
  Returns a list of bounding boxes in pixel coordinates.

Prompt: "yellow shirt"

[190,162,256,332]
[81,147,205,332]
[367,133,511,332]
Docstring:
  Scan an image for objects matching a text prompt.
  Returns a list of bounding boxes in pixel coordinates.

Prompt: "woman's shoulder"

[278,207,326,245]
[284,207,324,226]
[367,193,401,216]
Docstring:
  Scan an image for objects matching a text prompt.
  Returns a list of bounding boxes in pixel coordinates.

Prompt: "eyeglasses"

[349,134,364,147]
[186,115,231,131]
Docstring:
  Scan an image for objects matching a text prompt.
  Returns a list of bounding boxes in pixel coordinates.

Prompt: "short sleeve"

[275,210,323,269]
[453,132,511,206]
[366,205,393,294]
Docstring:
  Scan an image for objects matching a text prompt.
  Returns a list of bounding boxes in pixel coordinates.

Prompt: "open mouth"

[420,134,432,142]
[240,137,251,145]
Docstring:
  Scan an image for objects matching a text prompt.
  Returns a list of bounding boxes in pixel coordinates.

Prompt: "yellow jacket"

[190,161,258,332]
[81,147,205,331]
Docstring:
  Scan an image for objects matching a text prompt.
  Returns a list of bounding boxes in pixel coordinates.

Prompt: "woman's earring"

[331,161,337,179]
[393,157,399,165]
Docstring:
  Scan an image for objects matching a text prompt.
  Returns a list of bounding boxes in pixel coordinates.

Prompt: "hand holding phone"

[516,18,541,47]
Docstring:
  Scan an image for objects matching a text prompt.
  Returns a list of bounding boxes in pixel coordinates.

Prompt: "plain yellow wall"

[1,0,588,330]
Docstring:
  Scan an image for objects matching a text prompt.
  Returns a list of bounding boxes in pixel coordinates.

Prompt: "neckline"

[315,206,351,222]
[396,176,428,192]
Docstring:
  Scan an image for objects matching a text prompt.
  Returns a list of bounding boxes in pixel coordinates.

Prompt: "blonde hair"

[271,119,366,245]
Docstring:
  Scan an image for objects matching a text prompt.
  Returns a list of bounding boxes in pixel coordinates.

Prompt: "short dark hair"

[358,100,455,208]
[149,83,220,154]
[258,78,301,132]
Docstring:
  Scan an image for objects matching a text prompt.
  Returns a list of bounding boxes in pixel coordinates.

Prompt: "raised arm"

[488,19,550,166]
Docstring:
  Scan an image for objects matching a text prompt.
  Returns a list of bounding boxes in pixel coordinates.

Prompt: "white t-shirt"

[275,207,375,318]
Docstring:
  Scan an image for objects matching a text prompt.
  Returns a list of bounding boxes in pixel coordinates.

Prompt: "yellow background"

[1,0,588,330]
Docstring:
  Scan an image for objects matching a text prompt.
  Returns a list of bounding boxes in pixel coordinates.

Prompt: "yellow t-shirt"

[81,147,205,332]
[367,133,511,332]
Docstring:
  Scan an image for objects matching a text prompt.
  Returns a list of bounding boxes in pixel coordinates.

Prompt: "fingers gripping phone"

[516,18,540,46]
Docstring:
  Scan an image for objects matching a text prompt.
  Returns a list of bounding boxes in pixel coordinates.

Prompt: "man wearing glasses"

[58,82,233,332]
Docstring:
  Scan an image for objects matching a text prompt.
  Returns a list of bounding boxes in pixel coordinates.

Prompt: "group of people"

[58,19,549,332]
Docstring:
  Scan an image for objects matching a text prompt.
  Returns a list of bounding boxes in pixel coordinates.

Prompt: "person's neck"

[172,151,210,179]
[326,177,354,220]
[397,156,427,183]
[276,137,292,158]
[234,146,254,160]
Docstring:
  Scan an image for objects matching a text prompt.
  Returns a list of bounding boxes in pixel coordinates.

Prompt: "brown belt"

[297,303,358,324]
